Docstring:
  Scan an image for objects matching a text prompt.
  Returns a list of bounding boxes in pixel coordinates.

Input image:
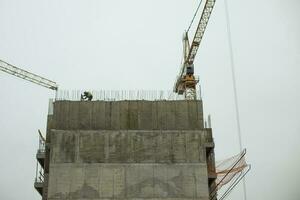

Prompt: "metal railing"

[35,131,45,183]
[35,162,44,184]
[38,130,45,153]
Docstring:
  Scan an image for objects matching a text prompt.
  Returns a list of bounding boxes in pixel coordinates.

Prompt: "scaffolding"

[34,130,46,196]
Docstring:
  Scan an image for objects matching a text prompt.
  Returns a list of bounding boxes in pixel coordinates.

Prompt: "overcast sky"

[0,0,299,200]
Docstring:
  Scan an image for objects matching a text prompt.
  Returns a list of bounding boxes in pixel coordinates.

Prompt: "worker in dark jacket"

[81,91,93,101]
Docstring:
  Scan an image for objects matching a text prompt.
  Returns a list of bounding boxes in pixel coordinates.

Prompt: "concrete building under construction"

[34,99,216,200]
[1,0,252,199]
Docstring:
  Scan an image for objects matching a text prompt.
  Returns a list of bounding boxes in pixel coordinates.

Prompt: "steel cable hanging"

[224,0,248,199]
[186,0,203,33]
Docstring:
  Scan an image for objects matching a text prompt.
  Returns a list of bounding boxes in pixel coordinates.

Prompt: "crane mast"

[174,0,216,100]
[0,59,58,90]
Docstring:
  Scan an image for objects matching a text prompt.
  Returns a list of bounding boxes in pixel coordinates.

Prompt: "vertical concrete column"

[78,101,93,129]
[128,101,138,129]
[175,101,189,130]
[119,101,129,130]
[137,101,153,130]
[111,101,120,130]
[69,102,79,130]
[104,102,112,129]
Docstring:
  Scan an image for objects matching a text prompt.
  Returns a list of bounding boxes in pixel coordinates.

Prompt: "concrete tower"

[34,99,216,200]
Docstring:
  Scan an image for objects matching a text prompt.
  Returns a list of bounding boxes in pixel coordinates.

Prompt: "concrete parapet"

[52,100,204,130]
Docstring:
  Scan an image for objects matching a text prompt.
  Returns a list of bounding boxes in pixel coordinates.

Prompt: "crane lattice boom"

[174,0,216,100]
[187,0,216,65]
[0,59,58,90]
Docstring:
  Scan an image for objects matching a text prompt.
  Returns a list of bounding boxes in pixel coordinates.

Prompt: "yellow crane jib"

[0,59,58,91]
[174,0,216,100]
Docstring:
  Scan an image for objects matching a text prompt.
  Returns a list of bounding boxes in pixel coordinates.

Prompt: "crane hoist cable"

[186,0,203,33]
[224,0,248,199]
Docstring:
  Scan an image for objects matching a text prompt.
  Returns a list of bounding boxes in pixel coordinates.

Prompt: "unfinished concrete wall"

[52,100,204,130]
[48,163,209,200]
[45,100,214,200]
[50,130,213,164]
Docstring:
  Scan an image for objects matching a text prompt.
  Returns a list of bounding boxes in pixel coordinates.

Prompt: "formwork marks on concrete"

[50,130,213,164]
[52,100,204,130]
[47,163,209,200]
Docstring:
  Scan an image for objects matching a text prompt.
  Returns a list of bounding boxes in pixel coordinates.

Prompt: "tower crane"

[174,0,216,100]
[0,59,58,90]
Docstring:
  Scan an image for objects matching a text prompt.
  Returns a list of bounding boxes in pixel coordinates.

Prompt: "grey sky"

[0,0,299,199]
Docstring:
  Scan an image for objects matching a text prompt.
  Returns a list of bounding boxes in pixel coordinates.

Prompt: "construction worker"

[81,91,93,101]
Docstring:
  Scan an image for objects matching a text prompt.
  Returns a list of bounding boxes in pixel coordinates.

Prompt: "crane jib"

[173,0,216,99]
[187,0,216,65]
[0,59,58,90]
